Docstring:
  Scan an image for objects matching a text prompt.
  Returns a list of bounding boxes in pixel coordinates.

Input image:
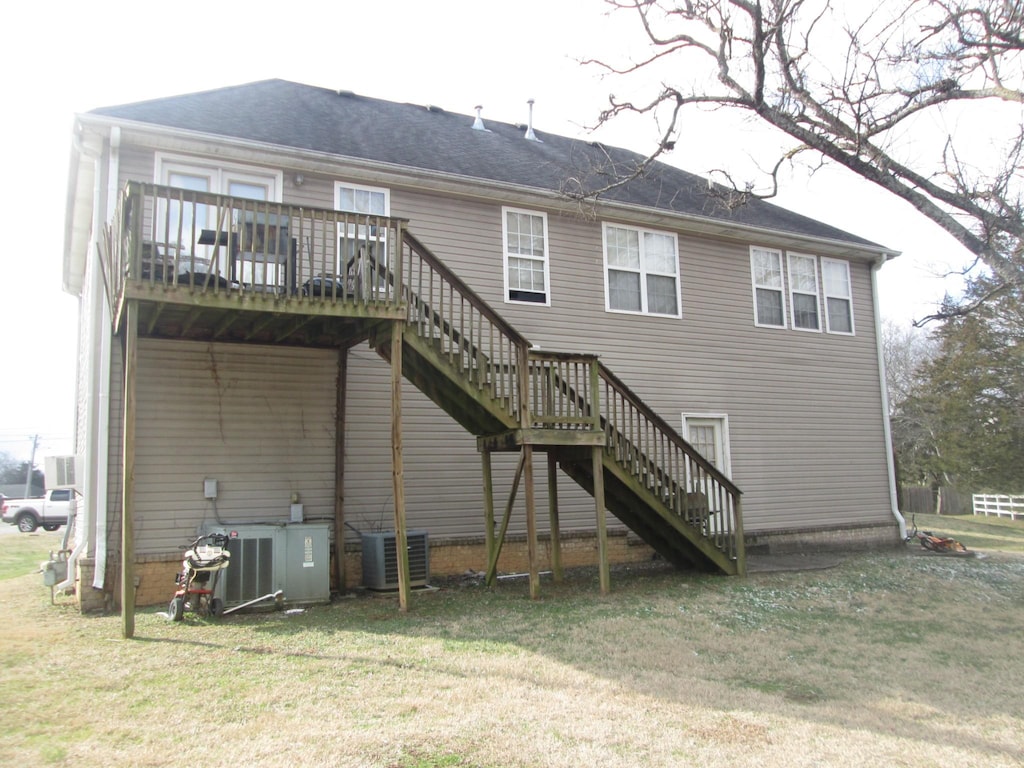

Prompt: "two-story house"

[62,80,902,623]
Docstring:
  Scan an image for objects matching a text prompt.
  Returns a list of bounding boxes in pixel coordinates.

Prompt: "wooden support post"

[547,452,563,582]
[334,346,349,594]
[485,451,526,586]
[482,450,495,573]
[524,445,539,600]
[592,444,610,595]
[390,322,410,611]
[121,300,137,639]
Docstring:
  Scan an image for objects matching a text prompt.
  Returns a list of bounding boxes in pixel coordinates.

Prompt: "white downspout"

[93,126,119,589]
[57,132,102,592]
[57,126,117,594]
[871,257,907,540]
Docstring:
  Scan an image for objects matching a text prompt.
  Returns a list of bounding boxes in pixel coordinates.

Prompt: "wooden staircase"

[373,230,744,577]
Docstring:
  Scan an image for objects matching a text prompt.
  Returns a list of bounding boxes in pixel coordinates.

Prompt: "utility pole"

[23,434,39,498]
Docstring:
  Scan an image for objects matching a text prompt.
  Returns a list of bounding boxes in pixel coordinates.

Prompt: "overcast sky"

[0,0,977,464]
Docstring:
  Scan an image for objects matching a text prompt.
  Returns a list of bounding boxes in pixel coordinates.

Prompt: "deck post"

[390,322,410,611]
[546,452,563,582]
[121,300,138,639]
[485,451,525,586]
[334,346,348,594]
[482,449,495,572]
[592,444,610,595]
[524,445,539,600]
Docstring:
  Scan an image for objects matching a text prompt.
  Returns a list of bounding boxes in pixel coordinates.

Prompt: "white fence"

[973,494,1024,520]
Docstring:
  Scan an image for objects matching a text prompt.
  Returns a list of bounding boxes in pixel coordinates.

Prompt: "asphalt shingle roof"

[90,79,881,249]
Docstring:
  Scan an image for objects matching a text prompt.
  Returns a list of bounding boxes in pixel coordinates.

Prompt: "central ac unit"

[201,522,330,607]
[220,525,286,605]
[362,530,429,590]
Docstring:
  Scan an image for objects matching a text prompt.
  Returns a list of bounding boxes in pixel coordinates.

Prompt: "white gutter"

[872,257,907,540]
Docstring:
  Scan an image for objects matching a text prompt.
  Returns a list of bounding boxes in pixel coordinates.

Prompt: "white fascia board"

[63,125,105,296]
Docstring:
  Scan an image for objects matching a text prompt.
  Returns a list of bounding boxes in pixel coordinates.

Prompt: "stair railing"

[526,351,601,432]
[399,230,531,423]
[598,364,744,562]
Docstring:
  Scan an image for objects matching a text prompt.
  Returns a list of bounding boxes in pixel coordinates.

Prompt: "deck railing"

[399,230,530,422]
[526,352,601,432]
[598,364,744,562]
[101,181,406,311]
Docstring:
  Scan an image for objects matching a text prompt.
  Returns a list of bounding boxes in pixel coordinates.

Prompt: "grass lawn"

[1,516,1022,767]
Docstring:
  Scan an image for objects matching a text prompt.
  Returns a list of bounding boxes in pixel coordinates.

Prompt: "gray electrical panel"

[283,523,330,603]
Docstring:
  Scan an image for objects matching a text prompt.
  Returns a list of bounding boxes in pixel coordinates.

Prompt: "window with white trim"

[335,181,390,281]
[336,183,389,219]
[822,258,854,334]
[750,247,786,327]
[787,252,821,331]
[502,207,549,304]
[603,224,680,317]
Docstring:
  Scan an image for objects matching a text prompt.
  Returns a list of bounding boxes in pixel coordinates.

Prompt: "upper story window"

[750,247,786,328]
[603,224,680,317]
[750,247,855,335]
[822,258,855,334]
[336,183,389,218]
[335,181,390,275]
[502,207,549,305]
[787,252,821,332]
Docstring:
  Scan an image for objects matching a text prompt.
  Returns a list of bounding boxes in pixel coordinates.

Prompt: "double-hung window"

[750,247,855,335]
[335,182,390,293]
[502,207,549,304]
[822,258,854,334]
[750,247,786,327]
[603,224,680,317]
[787,253,821,331]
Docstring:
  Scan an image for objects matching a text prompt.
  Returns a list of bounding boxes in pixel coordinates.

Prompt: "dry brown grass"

[1,523,1023,767]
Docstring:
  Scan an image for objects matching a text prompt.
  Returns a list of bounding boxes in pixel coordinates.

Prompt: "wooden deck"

[107,182,745,634]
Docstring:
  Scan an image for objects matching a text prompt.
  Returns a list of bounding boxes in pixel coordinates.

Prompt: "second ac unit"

[362,530,429,590]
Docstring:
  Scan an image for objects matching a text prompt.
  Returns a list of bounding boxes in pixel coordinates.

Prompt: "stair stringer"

[557,447,740,575]
[372,323,519,436]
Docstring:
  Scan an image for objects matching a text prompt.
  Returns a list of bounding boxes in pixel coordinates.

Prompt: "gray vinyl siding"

[387,187,892,533]
[126,340,337,555]
[103,143,893,550]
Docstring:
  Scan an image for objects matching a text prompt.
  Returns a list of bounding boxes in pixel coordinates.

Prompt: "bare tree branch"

[587,0,1024,320]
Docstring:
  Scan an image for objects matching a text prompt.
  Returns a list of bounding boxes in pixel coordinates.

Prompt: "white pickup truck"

[1,489,73,532]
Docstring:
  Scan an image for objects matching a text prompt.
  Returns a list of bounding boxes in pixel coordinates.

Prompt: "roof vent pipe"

[524,99,541,142]
[472,105,490,132]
